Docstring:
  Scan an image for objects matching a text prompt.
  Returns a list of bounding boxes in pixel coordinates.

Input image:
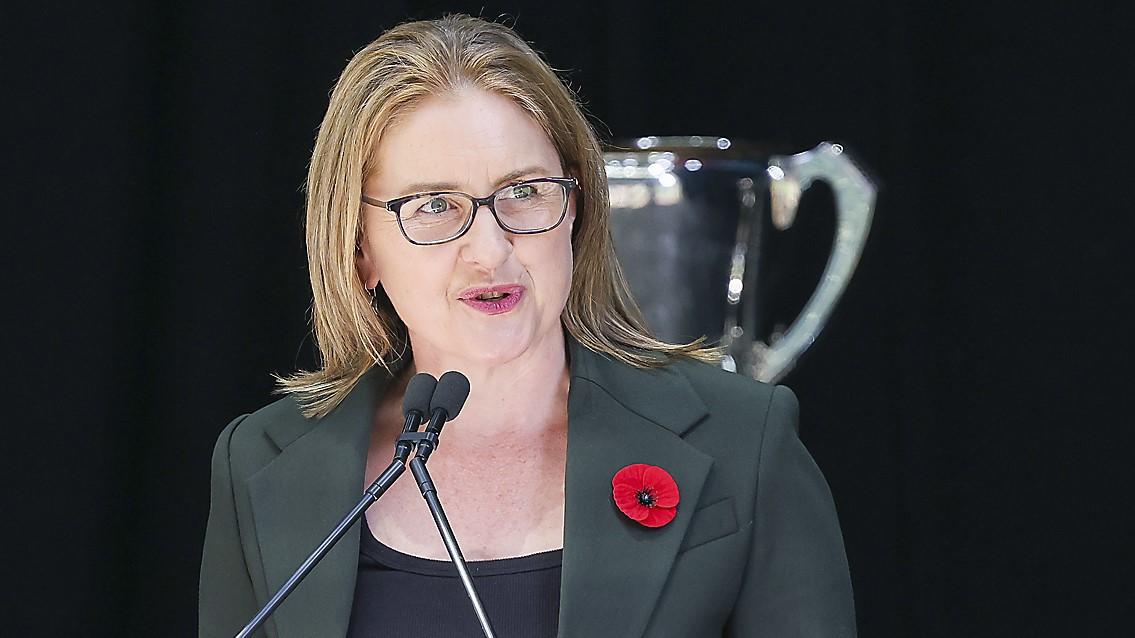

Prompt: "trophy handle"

[748,142,877,382]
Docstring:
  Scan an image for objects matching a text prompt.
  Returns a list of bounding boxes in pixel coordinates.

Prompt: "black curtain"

[5,2,1130,636]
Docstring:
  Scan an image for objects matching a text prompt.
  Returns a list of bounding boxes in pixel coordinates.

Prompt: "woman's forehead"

[368,88,560,194]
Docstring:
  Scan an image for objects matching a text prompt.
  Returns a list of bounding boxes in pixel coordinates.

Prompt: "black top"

[346,518,563,637]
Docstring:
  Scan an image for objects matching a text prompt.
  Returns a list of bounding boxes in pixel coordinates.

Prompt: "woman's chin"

[458,330,534,367]
[411,309,564,369]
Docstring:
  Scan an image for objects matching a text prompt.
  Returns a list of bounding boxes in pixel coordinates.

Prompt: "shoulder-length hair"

[275,14,718,419]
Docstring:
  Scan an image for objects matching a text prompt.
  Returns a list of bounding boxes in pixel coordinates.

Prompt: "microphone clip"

[395,431,432,445]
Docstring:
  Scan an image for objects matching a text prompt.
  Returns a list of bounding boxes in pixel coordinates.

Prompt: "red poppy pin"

[612,463,680,528]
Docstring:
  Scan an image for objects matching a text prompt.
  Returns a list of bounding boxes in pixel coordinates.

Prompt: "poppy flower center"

[636,489,656,507]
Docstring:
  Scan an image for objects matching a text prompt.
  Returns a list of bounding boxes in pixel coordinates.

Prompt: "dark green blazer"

[199,338,856,637]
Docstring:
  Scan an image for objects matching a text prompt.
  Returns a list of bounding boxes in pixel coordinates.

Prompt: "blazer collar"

[246,336,712,638]
[246,360,394,637]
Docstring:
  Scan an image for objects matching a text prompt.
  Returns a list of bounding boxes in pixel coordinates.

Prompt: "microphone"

[393,373,437,463]
[404,372,439,422]
[234,372,439,638]
[414,370,470,462]
[405,371,496,637]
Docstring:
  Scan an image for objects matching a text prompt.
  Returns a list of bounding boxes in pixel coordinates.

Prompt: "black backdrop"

[5,1,1131,636]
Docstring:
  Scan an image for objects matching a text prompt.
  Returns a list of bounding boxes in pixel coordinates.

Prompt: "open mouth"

[473,291,509,301]
[458,285,525,314]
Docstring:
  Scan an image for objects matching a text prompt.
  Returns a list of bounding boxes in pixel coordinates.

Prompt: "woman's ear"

[355,240,379,290]
[567,168,582,231]
[564,164,580,215]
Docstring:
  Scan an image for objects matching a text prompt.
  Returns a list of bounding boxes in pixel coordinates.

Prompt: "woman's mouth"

[457,284,525,315]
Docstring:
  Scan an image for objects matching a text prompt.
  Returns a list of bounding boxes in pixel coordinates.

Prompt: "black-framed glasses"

[361,176,578,246]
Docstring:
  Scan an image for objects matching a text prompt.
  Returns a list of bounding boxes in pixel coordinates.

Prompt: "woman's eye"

[508,184,537,199]
[419,197,450,214]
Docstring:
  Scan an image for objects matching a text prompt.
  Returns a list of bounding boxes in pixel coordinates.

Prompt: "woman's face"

[357,87,576,368]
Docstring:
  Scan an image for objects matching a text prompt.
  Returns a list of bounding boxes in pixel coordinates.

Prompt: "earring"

[368,284,389,317]
[365,284,410,363]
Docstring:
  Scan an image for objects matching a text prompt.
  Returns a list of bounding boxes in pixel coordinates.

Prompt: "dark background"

[5,1,1131,636]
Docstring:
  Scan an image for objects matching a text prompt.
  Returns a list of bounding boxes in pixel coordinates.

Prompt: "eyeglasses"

[361,176,578,246]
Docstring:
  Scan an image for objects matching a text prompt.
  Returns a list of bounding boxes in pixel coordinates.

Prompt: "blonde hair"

[274,14,719,419]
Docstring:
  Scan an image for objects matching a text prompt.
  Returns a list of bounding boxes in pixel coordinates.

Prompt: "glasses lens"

[398,194,473,243]
[494,181,566,231]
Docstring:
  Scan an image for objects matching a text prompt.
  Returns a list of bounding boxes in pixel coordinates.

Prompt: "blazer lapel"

[558,341,713,638]
[246,363,394,638]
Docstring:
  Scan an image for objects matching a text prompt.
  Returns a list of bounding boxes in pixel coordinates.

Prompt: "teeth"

[476,292,506,300]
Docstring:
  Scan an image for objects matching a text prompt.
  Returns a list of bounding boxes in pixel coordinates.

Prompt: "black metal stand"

[409,456,497,638]
[231,365,488,638]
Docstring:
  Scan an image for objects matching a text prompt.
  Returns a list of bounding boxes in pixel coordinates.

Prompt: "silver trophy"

[605,137,877,383]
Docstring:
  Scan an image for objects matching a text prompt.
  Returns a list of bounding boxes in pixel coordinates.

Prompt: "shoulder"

[669,355,789,417]
[665,355,797,443]
[210,393,315,483]
[659,356,801,496]
[569,342,794,444]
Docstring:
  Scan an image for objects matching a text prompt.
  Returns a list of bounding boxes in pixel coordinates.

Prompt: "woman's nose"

[458,203,513,270]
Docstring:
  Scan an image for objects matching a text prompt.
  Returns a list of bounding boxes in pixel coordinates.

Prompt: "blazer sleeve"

[199,414,262,638]
[726,385,857,637]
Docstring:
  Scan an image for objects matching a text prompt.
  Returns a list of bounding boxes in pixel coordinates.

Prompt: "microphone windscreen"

[402,373,437,418]
[430,371,470,420]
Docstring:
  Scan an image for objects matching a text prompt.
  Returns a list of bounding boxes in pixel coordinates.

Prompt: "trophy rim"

[603,135,790,158]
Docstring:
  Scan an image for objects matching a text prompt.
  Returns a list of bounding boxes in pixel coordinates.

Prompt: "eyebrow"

[395,165,554,195]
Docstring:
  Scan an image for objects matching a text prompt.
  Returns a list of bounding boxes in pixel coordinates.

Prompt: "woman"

[199,14,855,638]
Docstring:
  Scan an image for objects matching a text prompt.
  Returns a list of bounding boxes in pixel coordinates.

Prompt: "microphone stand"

[234,414,429,638]
[409,414,497,638]
[234,370,494,638]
